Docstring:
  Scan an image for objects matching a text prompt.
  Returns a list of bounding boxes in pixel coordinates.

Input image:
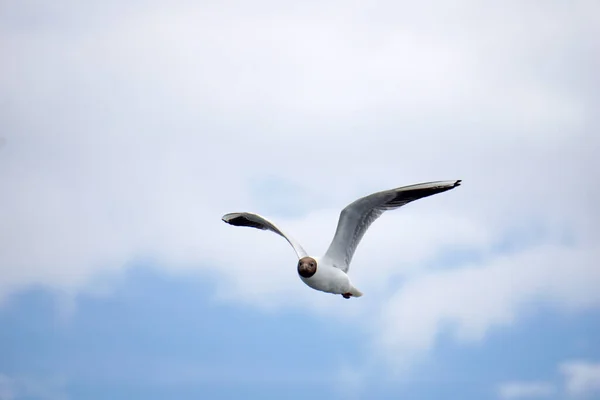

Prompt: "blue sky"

[1,266,599,399]
[1,1,599,399]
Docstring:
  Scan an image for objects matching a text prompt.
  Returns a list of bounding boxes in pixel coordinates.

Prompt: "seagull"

[222,180,461,299]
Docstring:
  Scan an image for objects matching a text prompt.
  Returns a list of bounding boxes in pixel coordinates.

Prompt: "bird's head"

[297,256,317,278]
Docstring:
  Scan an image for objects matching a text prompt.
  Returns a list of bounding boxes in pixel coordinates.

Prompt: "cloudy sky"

[1,0,599,399]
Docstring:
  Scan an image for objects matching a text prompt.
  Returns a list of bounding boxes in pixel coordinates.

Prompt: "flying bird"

[222,180,461,299]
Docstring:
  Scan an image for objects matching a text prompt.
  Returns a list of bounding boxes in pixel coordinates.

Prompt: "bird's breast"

[299,264,350,294]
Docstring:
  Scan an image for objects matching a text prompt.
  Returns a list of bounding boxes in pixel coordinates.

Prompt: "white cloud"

[0,0,599,371]
[497,360,600,399]
[375,242,600,367]
[497,381,555,399]
[560,361,600,397]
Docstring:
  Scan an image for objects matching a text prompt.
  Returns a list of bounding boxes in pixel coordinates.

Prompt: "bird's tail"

[350,286,363,297]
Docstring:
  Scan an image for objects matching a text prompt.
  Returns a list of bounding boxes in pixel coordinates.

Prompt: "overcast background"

[1,1,599,399]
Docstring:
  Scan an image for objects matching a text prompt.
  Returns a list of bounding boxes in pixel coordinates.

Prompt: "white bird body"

[222,180,461,299]
[298,257,363,297]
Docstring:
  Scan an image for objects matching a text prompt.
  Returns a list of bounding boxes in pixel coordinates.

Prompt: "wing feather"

[222,212,308,259]
[323,180,462,272]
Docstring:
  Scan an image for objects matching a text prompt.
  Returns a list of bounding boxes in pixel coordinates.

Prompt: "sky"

[1,0,599,399]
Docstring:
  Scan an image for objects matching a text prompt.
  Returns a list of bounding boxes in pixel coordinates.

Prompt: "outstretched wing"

[322,180,462,272]
[222,212,308,259]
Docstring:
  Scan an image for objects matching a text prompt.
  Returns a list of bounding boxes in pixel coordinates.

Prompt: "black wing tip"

[221,213,266,229]
[222,213,239,224]
[454,179,462,187]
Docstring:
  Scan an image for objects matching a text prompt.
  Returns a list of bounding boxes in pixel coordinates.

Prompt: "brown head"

[297,256,317,278]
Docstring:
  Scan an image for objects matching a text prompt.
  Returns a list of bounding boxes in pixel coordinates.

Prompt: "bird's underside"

[222,179,462,298]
